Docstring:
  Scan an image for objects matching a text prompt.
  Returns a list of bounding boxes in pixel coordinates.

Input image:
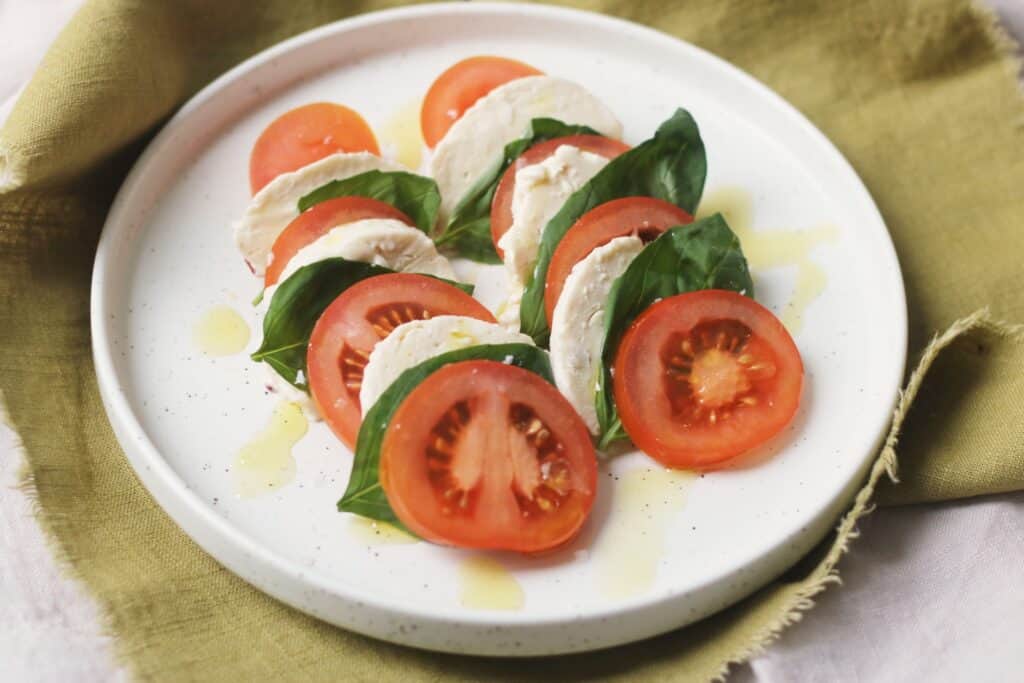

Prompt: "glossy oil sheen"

[458,555,525,611]
[234,402,308,498]
[193,305,250,356]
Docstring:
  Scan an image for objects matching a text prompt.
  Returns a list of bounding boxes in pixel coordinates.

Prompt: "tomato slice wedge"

[380,360,597,552]
[307,275,495,449]
[421,56,543,149]
[614,290,803,469]
[544,197,692,323]
[265,197,414,287]
[490,135,631,258]
[249,103,380,195]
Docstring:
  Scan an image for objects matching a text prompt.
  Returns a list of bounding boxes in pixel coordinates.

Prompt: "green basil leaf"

[251,258,394,390]
[338,343,553,524]
[520,109,708,345]
[434,118,602,263]
[251,258,473,390]
[594,214,755,444]
[297,170,441,234]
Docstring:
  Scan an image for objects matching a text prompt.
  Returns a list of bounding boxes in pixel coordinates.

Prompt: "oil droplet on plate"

[348,517,419,545]
[194,305,250,356]
[379,98,425,171]
[592,467,696,600]
[458,555,525,611]
[698,188,839,335]
[233,401,307,498]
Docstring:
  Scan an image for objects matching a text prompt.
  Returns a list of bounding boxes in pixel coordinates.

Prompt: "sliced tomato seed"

[337,302,434,397]
[423,397,574,519]
[339,346,369,394]
[660,319,781,426]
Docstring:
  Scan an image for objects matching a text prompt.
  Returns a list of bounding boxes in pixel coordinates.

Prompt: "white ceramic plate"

[91,3,906,656]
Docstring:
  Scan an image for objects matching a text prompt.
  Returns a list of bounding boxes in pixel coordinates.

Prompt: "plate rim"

[90,1,908,655]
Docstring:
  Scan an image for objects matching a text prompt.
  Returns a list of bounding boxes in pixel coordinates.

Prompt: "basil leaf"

[297,170,441,235]
[595,214,755,445]
[434,118,602,263]
[338,344,553,524]
[251,258,473,390]
[520,109,708,345]
[251,259,393,390]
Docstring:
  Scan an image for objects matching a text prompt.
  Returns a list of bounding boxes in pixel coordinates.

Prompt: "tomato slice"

[380,360,597,552]
[421,56,543,149]
[308,275,495,449]
[544,197,692,323]
[489,135,631,259]
[614,290,803,469]
[265,197,414,287]
[249,103,380,195]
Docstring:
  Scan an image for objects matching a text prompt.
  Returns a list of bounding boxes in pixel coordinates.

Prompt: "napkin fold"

[1,0,1022,680]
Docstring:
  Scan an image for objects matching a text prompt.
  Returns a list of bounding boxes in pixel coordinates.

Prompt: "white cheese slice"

[430,76,621,223]
[499,143,609,290]
[549,235,644,434]
[234,152,403,274]
[359,315,534,413]
[272,219,453,290]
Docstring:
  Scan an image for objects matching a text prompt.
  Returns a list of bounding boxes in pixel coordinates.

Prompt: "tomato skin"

[265,197,414,287]
[490,135,631,257]
[614,290,803,469]
[249,103,380,194]
[421,56,543,148]
[307,275,495,449]
[544,197,692,324]
[381,360,597,552]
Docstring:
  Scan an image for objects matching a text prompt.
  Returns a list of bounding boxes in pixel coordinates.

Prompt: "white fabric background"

[1,1,1022,680]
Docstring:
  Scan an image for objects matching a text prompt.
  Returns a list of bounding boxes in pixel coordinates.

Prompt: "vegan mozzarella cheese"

[235,152,403,274]
[549,235,644,434]
[430,76,621,222]
[359,316,534,411]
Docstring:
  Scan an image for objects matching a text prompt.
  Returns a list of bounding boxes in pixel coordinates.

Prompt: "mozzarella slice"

[499,144,610,287]
[359,316,534,412]
[549,235,644,434]
[235,152,404,274]
[271,219,454,289]
[430,76,621,222]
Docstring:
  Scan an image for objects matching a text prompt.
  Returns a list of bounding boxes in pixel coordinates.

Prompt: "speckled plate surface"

[91,3,906,656]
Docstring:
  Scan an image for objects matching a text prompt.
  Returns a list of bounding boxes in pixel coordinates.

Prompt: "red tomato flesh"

[249,103,380,195]
[307,274,495,449]
[614,290,803,469]
[265,197,414,287]
[544,197,692,324]
[381,360,597,552]
[421,56,543,149]
[489,135,630,258]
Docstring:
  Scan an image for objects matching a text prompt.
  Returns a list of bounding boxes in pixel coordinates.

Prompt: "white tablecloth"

[2,2,1023,680]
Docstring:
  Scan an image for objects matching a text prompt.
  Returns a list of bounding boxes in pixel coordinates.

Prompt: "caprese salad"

[233,56,804,553]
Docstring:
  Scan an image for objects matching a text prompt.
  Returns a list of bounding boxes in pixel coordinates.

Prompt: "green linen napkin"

[2,0,1022,680]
